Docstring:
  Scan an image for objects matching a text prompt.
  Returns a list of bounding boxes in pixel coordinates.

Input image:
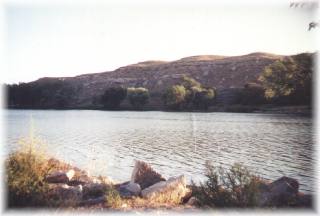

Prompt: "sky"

[1,0,318,84]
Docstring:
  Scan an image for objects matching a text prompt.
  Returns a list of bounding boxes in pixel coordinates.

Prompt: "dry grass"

[5,138,54,207]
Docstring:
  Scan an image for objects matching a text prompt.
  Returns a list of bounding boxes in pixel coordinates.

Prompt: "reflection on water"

[5,110,314,193]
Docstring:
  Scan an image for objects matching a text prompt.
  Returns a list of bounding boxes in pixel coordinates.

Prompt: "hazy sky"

[2,0,318,84]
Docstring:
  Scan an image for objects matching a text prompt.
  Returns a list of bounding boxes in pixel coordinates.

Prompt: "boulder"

[83,183,108,199]
[46,170,75,184]
[48,184,83,205]
[141,175,188,203]
[119,182,141,198]
[269,176,299,194]
[258,176,300,207]
[131,160,166,190]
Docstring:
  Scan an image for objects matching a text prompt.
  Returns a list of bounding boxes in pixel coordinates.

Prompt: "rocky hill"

[8,52,288,109]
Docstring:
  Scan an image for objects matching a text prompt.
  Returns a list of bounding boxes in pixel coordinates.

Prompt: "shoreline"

[5,151,313,210]
[5,105,312,115]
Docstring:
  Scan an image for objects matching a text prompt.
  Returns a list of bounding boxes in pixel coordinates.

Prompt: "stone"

[258,176,300,207]
[186,197,198,206]
[48,184,83,205]
[83,183,108,199]
[131,160,166,190]
[46,170,75,184]
[119,182,141,198]
[269,176,299,194]
[141,175,188,203]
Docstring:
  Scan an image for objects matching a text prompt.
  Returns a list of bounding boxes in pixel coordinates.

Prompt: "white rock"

[66,170,75,180]
[141,175,187,201]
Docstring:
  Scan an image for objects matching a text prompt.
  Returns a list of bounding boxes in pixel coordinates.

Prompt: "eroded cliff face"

[8,52,285,109]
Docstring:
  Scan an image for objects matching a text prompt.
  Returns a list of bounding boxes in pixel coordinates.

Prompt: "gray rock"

[269,176,299,194]
[83,183,108,199]
[119,182,141,197]
[258,176,300,207]
[48,184,83,205]
[46,170,75,184]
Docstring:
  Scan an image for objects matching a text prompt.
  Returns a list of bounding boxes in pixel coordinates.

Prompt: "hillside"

[7,52,287,109]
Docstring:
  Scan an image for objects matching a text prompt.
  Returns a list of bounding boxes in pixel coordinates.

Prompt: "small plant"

[192,162,261,208]
[105,187,122,208]
[5,121,55,208]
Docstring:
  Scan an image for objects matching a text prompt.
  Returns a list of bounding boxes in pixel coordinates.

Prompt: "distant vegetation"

[6,79,76,109]
[100,86,127,109]
[4,53,313,111]
[258,53,313,106]
[127,87,150,110]
[162,75,216,111]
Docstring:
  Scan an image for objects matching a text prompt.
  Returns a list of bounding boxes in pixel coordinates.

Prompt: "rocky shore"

[38,158,313,211]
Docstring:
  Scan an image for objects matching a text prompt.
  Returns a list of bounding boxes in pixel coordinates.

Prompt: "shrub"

[5,137,54,207]
[192,162,261,208]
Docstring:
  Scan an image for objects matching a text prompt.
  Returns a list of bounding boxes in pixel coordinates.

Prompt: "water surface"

[5,110,315,193]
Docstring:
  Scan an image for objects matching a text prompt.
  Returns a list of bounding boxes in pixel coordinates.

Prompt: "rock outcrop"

[131,160,166,190]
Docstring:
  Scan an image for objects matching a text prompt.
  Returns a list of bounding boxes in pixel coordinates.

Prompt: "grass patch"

[5,138,54,207]
[192,162,261,208]
[105,187,122,208]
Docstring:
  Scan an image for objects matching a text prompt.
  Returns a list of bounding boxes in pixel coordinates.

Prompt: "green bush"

[162,85,187,110]
[192,162,261,208]
[162,75,216,111]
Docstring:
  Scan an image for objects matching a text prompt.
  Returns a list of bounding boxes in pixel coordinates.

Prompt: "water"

[5,110,315,193]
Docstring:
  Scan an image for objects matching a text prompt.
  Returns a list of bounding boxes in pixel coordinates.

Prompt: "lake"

[5,110,315,193]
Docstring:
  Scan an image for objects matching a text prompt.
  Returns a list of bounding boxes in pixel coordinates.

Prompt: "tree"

[100,86,127,109]
[162,75,216,110]
[258,53,313,105]
[191,86,216,110]
[181,75,216,110]
[162,85,187,110]
[127,87,149,109]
